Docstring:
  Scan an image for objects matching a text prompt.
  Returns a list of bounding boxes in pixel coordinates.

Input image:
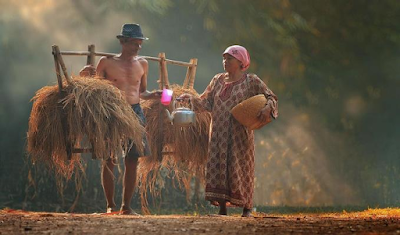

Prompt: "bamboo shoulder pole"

[60,51,91,56]
[188,58,198,89]
[53,45,71,84]
[164,59,193,67]
[161,53,170,88]
[56,46,197,89]
[183,59,193,89]
[156,52,170,161]
[52,45,63,92]
[87,44,95,66]
[158,52,165,89]
[59,50,194,66]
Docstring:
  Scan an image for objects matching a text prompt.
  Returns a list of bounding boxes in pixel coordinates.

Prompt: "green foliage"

[189,0,400,206]
[105,0,173,14]
[189,0,312,80]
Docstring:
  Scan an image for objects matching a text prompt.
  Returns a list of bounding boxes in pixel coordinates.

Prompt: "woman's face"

[223,54,242,72]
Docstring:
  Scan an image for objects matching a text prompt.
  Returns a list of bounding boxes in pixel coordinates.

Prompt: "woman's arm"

[248,74,278,129]
[180,73,222,112]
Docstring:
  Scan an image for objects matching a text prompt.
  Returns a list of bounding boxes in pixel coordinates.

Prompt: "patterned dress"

[194,72,278,209]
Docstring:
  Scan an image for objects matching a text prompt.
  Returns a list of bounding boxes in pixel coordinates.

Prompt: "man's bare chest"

[105,60,144,83]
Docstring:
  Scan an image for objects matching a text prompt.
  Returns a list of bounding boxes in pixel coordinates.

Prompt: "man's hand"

[79,65,96,77]
[141,90,163,100]
[150,90,163,99]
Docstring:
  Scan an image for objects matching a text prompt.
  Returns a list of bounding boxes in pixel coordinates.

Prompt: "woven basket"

[230,94,268,130]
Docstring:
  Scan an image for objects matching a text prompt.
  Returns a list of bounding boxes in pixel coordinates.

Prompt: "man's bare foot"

[242,208,253,217]
[106,207,117,213]
[120,206,141,216]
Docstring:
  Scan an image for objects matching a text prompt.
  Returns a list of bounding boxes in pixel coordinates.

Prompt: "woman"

[180,45,278,217]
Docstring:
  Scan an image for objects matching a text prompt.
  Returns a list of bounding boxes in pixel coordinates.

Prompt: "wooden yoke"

[157,52,167,161]
[182,58,198,89]
[52,45,71,87]
[158,52,170,89]
[51,44,198,160]
[87,44,95,66]
[54,45,198,89]
[51,45,74,159]
[52,46,63,92]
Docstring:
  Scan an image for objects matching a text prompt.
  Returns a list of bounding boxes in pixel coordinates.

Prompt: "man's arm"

[139,58,162,100]
[95,57,107,78]
[139,58,148,94]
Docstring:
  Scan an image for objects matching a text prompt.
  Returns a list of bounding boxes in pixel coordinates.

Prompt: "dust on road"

[1,209,400,234]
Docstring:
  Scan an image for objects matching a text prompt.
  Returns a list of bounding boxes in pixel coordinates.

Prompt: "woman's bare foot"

[242,208,253,217]
[218,201,227,215]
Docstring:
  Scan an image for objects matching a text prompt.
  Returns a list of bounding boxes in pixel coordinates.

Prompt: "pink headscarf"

[223,45,251,71]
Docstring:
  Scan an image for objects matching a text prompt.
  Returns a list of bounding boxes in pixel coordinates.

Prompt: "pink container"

[161,88,173,105]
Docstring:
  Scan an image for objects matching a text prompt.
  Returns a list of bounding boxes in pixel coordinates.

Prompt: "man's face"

[121,38,143,55]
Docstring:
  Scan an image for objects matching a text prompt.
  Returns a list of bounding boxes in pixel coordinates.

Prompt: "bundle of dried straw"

[27,76,145,179]
[138,84,211,213]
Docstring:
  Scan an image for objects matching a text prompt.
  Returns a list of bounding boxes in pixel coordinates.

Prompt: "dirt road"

[1,209,400,234]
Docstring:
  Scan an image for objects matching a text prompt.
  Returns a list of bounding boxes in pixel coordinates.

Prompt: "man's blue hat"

[116,23,149,40]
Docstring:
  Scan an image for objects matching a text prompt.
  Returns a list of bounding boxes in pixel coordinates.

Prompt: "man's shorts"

[125,103,151,159]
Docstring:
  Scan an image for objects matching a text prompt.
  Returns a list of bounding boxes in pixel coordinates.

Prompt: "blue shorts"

[126,104,151,159]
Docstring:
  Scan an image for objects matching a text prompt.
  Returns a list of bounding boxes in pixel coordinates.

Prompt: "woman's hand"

[178,93,193,100]
[254,103,272,129]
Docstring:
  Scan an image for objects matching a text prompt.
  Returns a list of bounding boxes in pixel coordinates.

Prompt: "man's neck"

[119,52,138,61]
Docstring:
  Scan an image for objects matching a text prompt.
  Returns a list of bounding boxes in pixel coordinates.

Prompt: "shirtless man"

[80,23,161,215]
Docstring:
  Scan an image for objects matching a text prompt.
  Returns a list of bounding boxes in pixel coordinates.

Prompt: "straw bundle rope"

[138,84,211,214]
[27,76,145,179]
